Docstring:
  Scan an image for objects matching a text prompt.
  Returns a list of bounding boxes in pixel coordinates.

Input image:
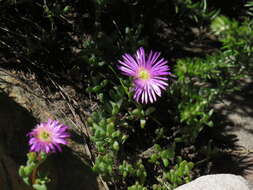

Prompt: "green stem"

[108,65,131,99]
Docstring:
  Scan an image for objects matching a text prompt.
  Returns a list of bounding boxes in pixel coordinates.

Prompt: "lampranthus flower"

[28,119,70,153]
[118,47,171,104]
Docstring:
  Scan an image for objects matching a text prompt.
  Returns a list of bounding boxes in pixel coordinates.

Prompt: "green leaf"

[121,135,128,143]
[98,162,106,173]
[188,162,194,170]
[112,130,120,138]
[169,172,176,184]
[40,152,47,160]
[107,165,113,174]
[113,141,120,151]
[23,177,30,185]
[140,118,146,128]
[176,166,184,177]
[87,117,93,124]
[101,79,108,87]
[33,184,47,190]
[99,147,106,153]
[24,165,34,176]
[207,120,214,127]
[123,171,128,177]
[63,5,71,13]
[211,16,231,35]
[106,122,115,135]
[18,166,25,177]
[208,109,214,116]
[162,158,169,167]
[132,108,141,116]
[111,101,120,115]
[27,152,37,162]
[149,154,158,163]
[91,85,102,93]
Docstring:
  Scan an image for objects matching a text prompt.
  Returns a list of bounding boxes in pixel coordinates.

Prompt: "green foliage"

[173,55,227,142]
[93,154,114,174]
[84,3,253,190]
[211,16,253,59]
[245,0,253,16]
[2,0,253,189]
[128,182,148,190]
[33,178,50,190]
[19,152,49,189]
[151,158,194,190]
[174,0,220,23]
[169,15,253,144]
[87,64,195,189]
[148,144,175,167]
[163,158,194,189]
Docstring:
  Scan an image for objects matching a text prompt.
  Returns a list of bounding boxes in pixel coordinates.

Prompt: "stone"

[0,153,32,190]
[175,174,253,190]
[0,70,108,190]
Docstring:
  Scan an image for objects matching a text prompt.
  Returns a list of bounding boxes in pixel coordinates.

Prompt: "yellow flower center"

[138,68,150,80]
[38,130,51,142]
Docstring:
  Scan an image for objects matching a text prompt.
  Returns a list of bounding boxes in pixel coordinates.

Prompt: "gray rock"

[175,174,253,190]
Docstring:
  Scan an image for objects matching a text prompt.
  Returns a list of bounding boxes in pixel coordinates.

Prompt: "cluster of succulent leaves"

[86,4,253,190]
[19,152,50,190]
[87,94,195,190]
[1,0,253,189]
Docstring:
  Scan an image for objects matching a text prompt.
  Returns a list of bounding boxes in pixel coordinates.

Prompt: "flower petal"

[118,47,171,104]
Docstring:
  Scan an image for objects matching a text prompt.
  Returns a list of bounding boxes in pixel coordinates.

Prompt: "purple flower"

[118,47,171,104]
[28,119,70,153]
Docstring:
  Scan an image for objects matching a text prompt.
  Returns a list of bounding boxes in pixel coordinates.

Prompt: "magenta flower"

[118,47,171,104]
[28,119,70,153]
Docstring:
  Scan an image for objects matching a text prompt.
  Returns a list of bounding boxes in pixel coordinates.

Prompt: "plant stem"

[31,165,38,190]
[31,154,44,189]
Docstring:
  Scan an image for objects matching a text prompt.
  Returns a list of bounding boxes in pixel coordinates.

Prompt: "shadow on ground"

[0,91,100,190]
[197,78,253,182]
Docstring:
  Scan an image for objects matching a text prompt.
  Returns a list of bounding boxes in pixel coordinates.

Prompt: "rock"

[0,69,108,190]
[0,153,32,190]
[175,174,253,190]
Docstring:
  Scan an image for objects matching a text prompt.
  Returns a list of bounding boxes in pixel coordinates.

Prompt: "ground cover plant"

[1,0,253,190]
